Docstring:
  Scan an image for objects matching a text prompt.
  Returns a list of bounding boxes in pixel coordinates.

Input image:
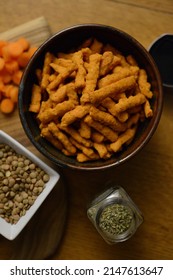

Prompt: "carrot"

[0,37,37,114]
[4,59,19,74]
[0,57,5,71]
[17,37,30,51]
[0,98,15,114]
[0,41,7,56]
[8,85,18,103]
[3,84,13,97]
[28,46,37,57]
[0,69,12,84]
[6,42,23,58]
[12,70,23,85]
[1,45,11,61]
[17,51,31,68]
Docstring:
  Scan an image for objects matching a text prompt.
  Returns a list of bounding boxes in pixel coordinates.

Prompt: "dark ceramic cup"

[148,33,173,94]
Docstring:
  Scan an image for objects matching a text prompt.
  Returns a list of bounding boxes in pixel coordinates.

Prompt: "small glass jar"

[87,185,143,244]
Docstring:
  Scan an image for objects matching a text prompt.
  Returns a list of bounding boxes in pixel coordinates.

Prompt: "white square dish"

[0,130,60,240]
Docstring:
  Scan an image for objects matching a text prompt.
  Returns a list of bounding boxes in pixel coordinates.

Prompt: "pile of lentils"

[0,143,50,224]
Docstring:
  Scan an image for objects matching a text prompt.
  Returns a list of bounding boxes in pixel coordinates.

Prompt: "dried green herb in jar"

[98,203,133,236]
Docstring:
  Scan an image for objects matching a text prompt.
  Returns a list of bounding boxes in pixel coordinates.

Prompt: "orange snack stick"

[84,115,118,142]
[89,76,136,106]
[29,84,42,113]
[60,125,92,148]
[93,142,111,159]
[61,104,90,127]
[138,69,153,99]
[144,100,153,118]
[72,50,86,89]
[126,55,138,66]
[99,52,121,76]
[78,120,91,139]
[80,53,101,104]
[48,122,77,155]
[49,84,68,103]
[38,100,75,124]
[41,126,63,150]
[40,52,54,89]
[47,62,77,90]
[89,106,127,132]
[91,131,105,143]
[77,152,100,163]
[110,127,137,153]
[90,38,103,54]
[109,93,146,116]
[98,66,139,88]
[70,137,96,159]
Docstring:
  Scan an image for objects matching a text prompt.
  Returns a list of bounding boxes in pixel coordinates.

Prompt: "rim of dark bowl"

[18,23,163,171]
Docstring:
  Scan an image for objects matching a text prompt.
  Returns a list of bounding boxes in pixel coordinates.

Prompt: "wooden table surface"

[0,0,173,260]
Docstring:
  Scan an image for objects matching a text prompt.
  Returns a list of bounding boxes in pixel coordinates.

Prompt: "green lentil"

[0,143,50,224]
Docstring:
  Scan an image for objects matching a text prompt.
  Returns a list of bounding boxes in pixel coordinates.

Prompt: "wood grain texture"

[0,0,173,260]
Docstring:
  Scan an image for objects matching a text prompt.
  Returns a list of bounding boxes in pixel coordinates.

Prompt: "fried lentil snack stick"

[77,152,100,163]
[40,52,54,89]
[78,120,91,139]
[70,137,96,159]
[41,127,63,150]
[84,115,118,142]
[138,69,153,99]
[110,126,137,153]
[61,104,91,127]
[47,62,77,90]
[72,50,86,89]
[60,125,92,148]
[80,53,102,104]
[144,100,153,118]
[49,83,78,105]
[98,66,139,88]
[99,51,120,76]
[48,84,67,103]
[91,131,105,143]
[52,57,75,68]
[126,113,140,128]
[109,93,146,116]
[93,142,111,159]
[126,55,138,66]
[89,76,136,106]
[101,97,129,122]
[48,122,77,154]
[89,106,127,132]
[38,100,75,124]
[90,38,103,54]
[29,84,42,113]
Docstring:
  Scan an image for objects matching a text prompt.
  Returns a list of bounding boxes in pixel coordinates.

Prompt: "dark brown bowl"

[18,24,163,170]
